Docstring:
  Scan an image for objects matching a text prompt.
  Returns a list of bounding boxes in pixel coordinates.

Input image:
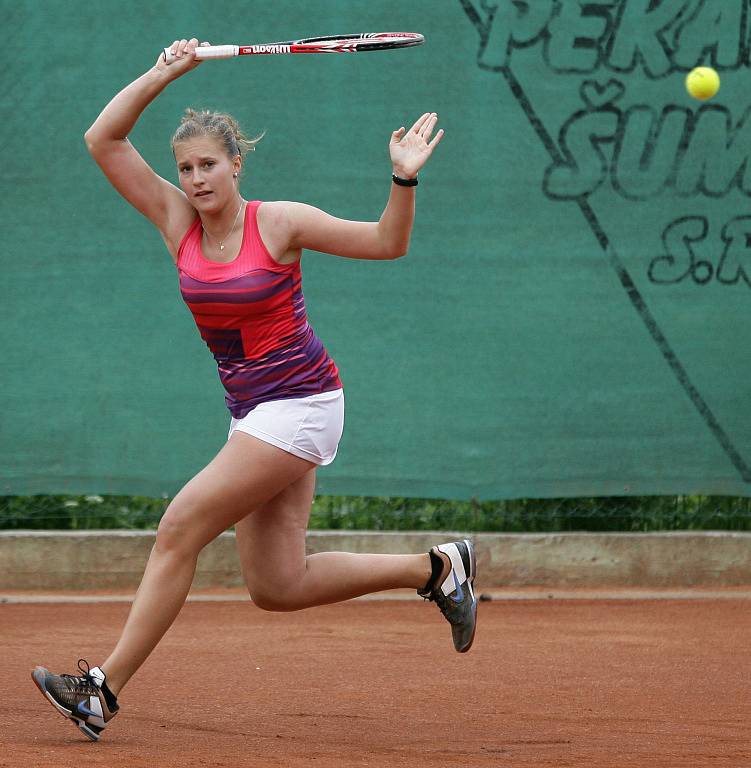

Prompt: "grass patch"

[1,494,750,532]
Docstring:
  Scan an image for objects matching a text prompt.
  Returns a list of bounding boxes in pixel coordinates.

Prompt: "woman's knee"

[155,501,204,557]
[249,584,305,612]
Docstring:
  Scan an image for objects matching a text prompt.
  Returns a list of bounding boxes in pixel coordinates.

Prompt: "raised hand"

[154,38,210,79]
[389,113,444,180]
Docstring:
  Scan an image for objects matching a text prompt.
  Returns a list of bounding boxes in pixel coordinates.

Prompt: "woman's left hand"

[389,112,444,180]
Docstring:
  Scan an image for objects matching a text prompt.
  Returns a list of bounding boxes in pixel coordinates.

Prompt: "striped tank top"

[176,200,342,418]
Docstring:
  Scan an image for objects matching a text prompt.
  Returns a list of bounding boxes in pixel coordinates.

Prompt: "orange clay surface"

[2,596,750,767]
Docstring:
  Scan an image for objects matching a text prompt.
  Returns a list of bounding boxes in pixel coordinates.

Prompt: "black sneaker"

[31,659,119,741]
[418,539,477,653]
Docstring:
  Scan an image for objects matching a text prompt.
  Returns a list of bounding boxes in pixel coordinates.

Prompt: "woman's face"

[174,135,241,212]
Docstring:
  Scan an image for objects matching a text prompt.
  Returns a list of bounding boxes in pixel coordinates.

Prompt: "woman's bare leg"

[100,433,315,695]
[236,467,432,612]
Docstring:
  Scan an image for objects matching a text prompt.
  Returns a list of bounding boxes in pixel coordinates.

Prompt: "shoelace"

[60,659,99,694]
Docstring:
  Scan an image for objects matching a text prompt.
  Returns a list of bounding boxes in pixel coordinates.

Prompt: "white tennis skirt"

[227,388,345,466]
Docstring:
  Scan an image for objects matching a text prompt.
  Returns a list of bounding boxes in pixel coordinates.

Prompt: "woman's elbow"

[83,127,114,157]
[383,239,410,259]
[83,128,99,155]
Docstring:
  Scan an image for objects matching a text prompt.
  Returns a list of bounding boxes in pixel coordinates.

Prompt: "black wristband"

[392,173,418,187]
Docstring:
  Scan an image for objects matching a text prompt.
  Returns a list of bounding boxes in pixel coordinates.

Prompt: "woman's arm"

[278,113,444,260]
[84,38,205,252]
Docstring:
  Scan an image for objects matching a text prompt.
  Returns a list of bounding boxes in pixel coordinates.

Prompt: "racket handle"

[162,45,238,63]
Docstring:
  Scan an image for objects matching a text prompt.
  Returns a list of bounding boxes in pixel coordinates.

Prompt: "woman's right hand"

[154,38,208,79]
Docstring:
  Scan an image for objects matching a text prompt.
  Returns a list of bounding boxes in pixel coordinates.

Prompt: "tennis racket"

[163,32,424,63]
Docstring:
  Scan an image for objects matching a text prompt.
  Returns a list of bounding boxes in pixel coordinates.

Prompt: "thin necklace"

[204,198,244,251]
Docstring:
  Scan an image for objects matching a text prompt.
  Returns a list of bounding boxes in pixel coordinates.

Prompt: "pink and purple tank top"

[176,200,342,418]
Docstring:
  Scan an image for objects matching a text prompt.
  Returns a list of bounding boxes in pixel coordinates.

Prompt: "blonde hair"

[171,108,264,162]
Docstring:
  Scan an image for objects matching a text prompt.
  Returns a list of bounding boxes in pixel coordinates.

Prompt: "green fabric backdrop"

[2,0,750,499]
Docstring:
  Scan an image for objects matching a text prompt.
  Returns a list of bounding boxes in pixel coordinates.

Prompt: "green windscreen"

[3,0,750,499]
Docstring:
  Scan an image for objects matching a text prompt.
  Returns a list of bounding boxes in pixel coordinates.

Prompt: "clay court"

[3,594,749,767]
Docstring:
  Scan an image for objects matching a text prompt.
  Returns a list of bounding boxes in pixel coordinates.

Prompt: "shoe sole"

[31,667,101,742]
[458,538,477,654]
[465,537,476,582]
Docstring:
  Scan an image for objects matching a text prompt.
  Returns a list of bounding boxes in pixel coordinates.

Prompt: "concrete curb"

[1,530,750,591]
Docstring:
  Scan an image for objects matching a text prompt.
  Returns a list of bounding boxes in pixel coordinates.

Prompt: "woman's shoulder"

[256,200,298,235]
[255,201,300,263]
[257,199,294,219]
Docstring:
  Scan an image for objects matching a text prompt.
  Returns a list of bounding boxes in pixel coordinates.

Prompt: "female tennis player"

[31,37,477,742]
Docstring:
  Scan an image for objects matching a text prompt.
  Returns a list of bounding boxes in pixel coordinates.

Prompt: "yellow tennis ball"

[685,67,720,101]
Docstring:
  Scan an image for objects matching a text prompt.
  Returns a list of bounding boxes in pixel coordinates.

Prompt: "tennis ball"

[685,67,720,101]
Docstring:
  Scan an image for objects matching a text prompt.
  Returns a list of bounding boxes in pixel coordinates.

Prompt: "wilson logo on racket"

[246,45,292,55]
